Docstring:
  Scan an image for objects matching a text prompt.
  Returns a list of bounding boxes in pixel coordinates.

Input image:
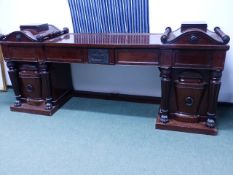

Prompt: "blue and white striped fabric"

[68,0,149,33]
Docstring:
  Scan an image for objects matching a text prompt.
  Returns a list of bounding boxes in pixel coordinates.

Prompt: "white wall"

[0,0,233,102]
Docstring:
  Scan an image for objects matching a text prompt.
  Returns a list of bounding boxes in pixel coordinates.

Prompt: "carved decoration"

[1,24,69,42]
[0,34,6,41]
[161,23,230,45]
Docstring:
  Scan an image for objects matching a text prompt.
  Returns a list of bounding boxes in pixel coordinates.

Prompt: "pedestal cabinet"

[7,61,72,115]
[156,24,230,135]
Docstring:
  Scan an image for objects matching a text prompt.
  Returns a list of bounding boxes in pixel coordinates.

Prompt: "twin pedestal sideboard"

[0,23,230,135]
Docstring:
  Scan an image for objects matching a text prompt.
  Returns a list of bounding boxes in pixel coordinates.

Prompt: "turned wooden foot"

[206,113,216,128]
[159,109,169,123]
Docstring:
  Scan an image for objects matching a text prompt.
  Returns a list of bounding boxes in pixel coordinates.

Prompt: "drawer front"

[173,50,212,68]
[4,46,42,61]
[45,47,86,63]
[116,49,159,65]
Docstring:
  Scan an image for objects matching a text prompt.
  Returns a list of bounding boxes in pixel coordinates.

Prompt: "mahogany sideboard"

[0,23,230,135]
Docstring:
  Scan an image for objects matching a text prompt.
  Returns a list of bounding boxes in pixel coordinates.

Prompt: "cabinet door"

[174,70,207,122]
[19,68,43,106]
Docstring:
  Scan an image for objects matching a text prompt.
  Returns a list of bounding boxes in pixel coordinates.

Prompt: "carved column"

[6,61,21,106]
[159,67,172,123]
[39,62,53,110]
[206,70,222,128]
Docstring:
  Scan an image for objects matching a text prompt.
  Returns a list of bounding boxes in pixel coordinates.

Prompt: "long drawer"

[115,49,159,65]
[2,45,43,61]
[45,46,86,63]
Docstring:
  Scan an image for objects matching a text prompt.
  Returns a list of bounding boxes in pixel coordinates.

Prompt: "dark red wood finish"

[0,23,230,135]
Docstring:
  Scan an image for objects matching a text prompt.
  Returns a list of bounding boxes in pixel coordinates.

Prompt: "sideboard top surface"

[45,33,162,46]
[0,23,230,50]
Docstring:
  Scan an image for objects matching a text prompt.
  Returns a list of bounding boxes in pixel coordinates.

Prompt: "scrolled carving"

[161,23,230,45]
[3,31,37,42]
[2,25,69,42]
[161,27,172,43]
[36,27,69,41]
[214,27,230,44]
[0,34,6,41]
